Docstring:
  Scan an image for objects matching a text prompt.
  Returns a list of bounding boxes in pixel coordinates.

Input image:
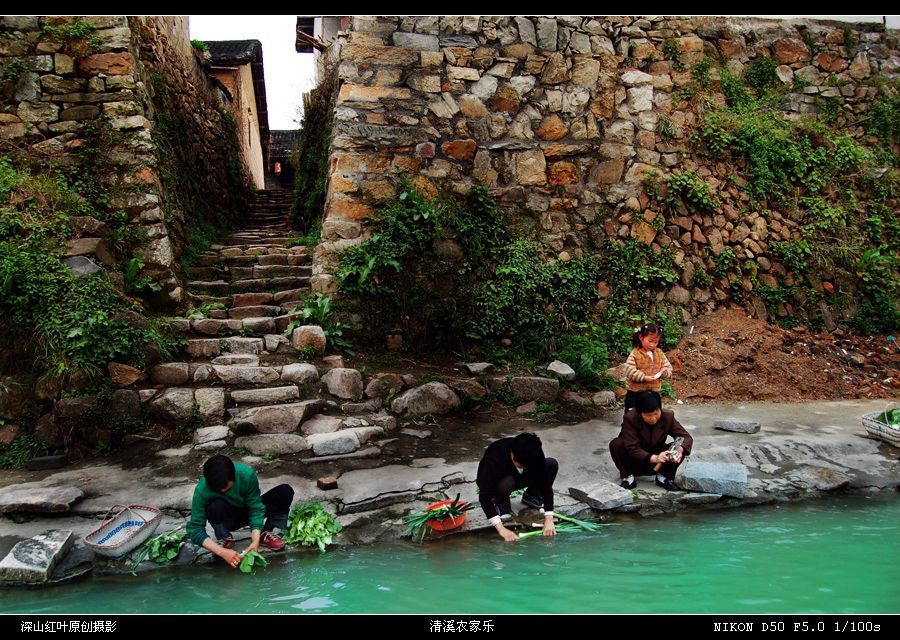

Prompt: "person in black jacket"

[476,432,559,542]
[609,391,693,491]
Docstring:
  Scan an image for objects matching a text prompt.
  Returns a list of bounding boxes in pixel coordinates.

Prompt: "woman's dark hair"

[203,455,236,491]
[632,322,662,348]
[635,391,662,413]
[511,432,546,470]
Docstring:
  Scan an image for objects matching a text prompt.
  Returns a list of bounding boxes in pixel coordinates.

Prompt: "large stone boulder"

[675,461,748,498]
[510,376,559,402]
[233,434,310,456]
[364,373,405,399]
[569,481,634,510]
[307,431,361,456]
[280,363,320,385]
[291,325,326,354]
[149,389,195,424]
[229,400,324,434]
[390,382,460,417]
[321,368,364,400]
[547,361,576,381]
[0,530,74,584]
[0,486,84,514]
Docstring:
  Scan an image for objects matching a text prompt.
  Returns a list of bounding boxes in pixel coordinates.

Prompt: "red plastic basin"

[424,499,469,532]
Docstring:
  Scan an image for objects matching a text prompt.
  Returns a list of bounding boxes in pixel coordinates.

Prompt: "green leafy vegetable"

[238,549,269,574]
[282,501,342,552]
[130,525,186,574]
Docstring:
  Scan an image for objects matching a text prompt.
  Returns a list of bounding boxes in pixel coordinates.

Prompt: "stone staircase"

[139,189,395,459]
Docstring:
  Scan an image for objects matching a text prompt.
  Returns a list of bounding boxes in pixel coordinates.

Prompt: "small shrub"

[0,435,47,469]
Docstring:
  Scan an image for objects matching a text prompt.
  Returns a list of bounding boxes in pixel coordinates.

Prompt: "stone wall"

[0,16,250,301]
[313,16,898,325]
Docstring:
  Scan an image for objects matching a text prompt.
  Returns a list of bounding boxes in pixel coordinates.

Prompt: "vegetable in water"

[239,549,269,574]
[130,525,186,574]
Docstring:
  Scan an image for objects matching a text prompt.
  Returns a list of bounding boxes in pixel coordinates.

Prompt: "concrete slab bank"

[0,399,897,585]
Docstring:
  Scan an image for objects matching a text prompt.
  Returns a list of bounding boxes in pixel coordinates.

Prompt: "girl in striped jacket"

[622,323,673,412]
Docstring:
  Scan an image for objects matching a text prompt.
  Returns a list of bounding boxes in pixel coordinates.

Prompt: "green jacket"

[187,463,266,546]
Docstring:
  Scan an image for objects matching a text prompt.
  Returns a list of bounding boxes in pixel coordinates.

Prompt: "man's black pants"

[492,458,559,516]
[206,484,294,541]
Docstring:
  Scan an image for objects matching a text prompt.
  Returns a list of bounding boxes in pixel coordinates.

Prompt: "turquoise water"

[3,495,899,614]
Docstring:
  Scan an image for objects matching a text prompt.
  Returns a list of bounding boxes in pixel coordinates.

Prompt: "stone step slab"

[195,440,228,452]
[184,337,265,358]
[232,292,275,307]
[230,386,300,405]
[568,482,634,510]
[229,399,326,434]
[228,305,281,319]
[300,414,344,435]
[675,461,749,498]
[211,354,260,366]
[0,530,74,584]
[212,365,281,385]
[194,426,232,445]
[229,276,310,292]
[233,434,310,455]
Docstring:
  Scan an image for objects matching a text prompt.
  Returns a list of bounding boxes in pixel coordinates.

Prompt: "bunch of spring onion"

[518,512,615,539]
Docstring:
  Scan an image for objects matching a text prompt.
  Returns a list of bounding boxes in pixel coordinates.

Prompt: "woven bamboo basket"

[83,504,162,558]
[862,404,900,448]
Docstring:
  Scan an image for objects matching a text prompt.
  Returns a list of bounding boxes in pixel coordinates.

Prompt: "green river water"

[3,495,898,614]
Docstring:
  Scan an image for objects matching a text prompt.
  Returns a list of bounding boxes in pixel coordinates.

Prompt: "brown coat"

[619,409,693,467]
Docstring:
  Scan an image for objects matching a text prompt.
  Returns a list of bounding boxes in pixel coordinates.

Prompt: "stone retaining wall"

[313,15,898,325]
[0,16,250,299]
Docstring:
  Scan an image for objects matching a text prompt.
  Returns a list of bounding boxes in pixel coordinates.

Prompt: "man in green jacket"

[187,455,293,569]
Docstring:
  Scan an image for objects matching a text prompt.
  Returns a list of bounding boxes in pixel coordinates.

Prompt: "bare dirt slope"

[668,308,899,403]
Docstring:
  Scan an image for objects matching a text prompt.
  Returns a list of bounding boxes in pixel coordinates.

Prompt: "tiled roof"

[206,39,262,65]
[270,130,301,157]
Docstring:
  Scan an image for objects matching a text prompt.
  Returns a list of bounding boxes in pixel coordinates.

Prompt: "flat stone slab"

[568,481,634,510]
[676,461,748,498]
[714,420,761,434]
[401,428,432,439]
[300,415,343,436]
[233,434,310,455]
[230,386,300,405]
[299,447,380,464]
[0,529,74,584]
[676,493,723,504]
[510,376,559,403]
[194,426,231,445]
[156,446,193,458]
[194,440,228,452]
[463,362,495,375]
[0,486,83,514]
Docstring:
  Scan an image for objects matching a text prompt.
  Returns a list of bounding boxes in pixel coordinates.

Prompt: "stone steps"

[187,276,310,294]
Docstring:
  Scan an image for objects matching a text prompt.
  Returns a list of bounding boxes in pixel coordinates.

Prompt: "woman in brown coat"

[609,391,693,490]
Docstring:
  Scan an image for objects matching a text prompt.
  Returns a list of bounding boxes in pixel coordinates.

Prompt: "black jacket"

[476,437,554,518]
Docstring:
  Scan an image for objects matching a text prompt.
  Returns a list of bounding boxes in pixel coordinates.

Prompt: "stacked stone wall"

[0,16,250,301]
[314,15,898,326]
